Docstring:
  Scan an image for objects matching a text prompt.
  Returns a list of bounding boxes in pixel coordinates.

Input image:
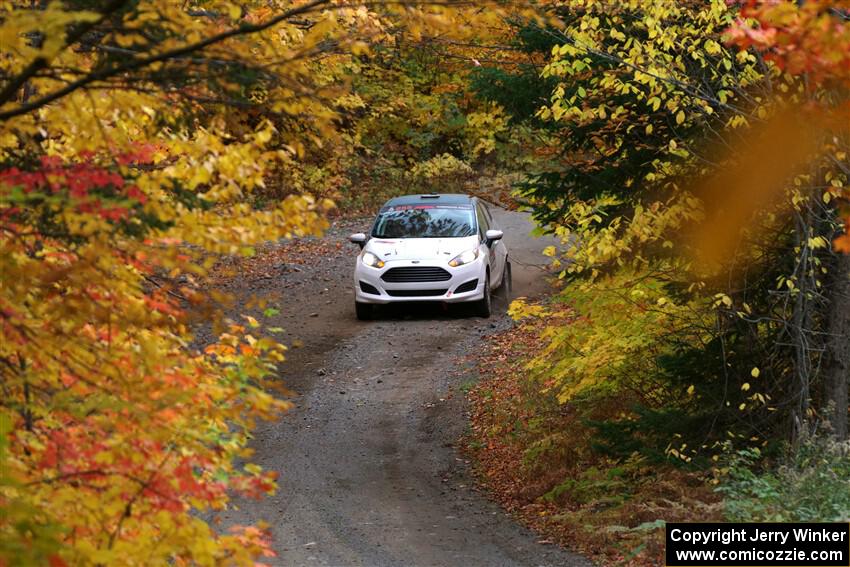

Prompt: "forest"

[1,0,849,565]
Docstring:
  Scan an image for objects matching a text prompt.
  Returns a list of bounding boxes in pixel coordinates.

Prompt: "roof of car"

[383,194,474,207]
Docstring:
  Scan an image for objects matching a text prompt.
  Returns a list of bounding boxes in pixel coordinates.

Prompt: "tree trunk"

[790,209,815,445]
[823,251,850,439]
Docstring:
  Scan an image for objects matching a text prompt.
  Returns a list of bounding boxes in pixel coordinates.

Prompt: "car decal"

[380,204,473,212]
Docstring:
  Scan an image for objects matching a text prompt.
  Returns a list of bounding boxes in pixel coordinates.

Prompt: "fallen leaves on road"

[209,238,346,283]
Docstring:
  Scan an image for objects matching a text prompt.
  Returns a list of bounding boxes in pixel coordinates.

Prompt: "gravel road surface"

[215,207,590,567]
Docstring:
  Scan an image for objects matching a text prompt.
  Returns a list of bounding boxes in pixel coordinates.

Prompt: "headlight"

[448,248,479,267]
[362,251,385,268]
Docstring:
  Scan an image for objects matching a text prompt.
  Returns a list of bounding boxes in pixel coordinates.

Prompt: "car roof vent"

[420,194,440,199]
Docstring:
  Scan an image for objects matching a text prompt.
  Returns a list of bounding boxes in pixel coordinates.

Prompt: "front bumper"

[354,259,485,304]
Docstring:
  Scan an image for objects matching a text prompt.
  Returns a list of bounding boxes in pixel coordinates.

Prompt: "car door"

[476,202,506,287]
[485,204,508,286]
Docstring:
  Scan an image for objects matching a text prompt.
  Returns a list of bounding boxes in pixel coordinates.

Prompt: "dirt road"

[215,208,589,567]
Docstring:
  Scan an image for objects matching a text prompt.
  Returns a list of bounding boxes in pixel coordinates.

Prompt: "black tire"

[498,260,512,295]
[494,261,512,306]
[475,274,492,318]
[355,301,372,321]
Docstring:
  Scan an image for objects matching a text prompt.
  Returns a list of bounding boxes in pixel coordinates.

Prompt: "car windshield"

[371,205,476,238]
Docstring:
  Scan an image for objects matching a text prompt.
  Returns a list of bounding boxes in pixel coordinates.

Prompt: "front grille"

[359,281,380,295]
[454,279,478,294]
[386,289,448,297]
[381,267,452,283]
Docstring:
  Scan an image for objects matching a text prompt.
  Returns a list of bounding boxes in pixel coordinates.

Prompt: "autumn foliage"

[0,139,306,565]
[727,0,850,253]
[0,0,543,564]
[3,0,850,565]
[0,2,336,566]
[466,0,850,562]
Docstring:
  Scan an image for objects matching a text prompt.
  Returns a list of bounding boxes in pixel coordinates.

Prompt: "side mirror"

[349,233,367,249]
[485,229,503,246]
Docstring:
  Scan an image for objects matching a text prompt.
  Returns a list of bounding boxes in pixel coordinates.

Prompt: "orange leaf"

[835,233,850,254]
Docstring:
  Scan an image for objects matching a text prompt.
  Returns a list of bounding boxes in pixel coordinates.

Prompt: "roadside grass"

[464,312,721,566]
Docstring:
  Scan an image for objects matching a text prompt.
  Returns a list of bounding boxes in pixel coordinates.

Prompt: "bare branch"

[0,0,131,107]
[0,0,333,121]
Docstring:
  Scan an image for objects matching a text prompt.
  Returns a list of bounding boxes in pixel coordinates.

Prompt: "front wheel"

[355,301,372,321]
[475,274,492,318]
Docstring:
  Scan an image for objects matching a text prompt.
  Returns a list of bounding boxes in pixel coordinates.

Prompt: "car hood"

[365,236,479,262]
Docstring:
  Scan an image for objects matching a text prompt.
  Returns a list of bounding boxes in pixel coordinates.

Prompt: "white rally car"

[349,194,510,320]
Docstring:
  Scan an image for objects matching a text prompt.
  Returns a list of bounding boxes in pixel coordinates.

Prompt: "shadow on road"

[368,290,513,321]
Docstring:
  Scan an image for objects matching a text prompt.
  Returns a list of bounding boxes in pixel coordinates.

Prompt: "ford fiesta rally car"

[349,194,511,320]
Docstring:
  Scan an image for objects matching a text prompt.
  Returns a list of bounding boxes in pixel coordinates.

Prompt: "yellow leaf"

[741,382,750,391]
[704,39,721,55]
[751,367,760,378]
[351,41,371,56]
